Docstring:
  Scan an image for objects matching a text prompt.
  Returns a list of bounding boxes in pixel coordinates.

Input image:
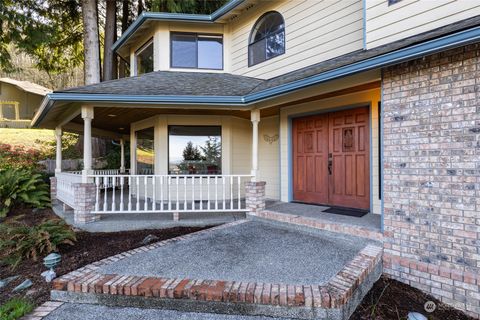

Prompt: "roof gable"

[0,78,51,96]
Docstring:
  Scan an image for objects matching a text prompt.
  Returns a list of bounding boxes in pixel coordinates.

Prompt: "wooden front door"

[292,107,370,209]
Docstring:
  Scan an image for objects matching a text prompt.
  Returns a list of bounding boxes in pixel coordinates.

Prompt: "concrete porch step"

[252,209,383,242]
[50,220,383,320]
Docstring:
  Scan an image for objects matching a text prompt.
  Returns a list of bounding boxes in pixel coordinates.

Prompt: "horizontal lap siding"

[366,0,480,49]
[228,0,364,79]
[231,118,252,176]
[259,116,280,200]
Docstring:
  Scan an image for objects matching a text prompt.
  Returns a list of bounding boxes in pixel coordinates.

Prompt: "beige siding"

[228,0,364,79]
[0,82,43,120]
[258,116,280,200]
[231,117,252,175]
[279,87,381,214]
[366,0,480,49]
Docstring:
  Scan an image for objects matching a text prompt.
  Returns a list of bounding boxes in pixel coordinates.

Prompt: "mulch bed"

[351,276,475,320]
[0,208,209,308]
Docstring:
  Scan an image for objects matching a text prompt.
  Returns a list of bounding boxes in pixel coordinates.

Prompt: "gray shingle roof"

[59,71,265,96]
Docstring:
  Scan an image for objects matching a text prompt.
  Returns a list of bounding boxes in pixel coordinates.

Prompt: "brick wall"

[73,183,99,224]
[382,44,480,317]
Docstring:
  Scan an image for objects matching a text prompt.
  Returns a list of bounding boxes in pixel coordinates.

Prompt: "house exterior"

[0,77,51,128]
[32,0,480,317]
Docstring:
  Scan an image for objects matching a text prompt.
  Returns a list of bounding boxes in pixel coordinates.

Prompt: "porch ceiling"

[69,107,252,134]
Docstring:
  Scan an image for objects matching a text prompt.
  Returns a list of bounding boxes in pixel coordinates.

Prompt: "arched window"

[248,11,285,67]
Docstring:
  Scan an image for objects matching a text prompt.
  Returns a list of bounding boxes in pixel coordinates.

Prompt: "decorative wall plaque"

[263,134,279,144]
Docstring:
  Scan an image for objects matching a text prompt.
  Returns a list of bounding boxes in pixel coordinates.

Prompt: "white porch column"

[81,106,94,182]
[55,127,62,173]
[120,138,125,173]
[251,109,260,181]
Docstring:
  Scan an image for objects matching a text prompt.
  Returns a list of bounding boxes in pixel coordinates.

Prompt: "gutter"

[33,24,480,127]
[112,0,246,52]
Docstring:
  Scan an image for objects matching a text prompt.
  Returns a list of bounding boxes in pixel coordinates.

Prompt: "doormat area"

[323,206,369,217]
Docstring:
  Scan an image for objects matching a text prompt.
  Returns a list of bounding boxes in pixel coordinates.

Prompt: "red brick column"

[50,177,57,204]
[245,181,266,214]
[73,183,99,224]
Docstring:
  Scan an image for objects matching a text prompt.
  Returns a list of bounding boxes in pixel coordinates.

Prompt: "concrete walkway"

[99,220,372,285]
[53,204,245,232]
[50,220,383,320]
[38,302,285,320]
[265,202,381,231]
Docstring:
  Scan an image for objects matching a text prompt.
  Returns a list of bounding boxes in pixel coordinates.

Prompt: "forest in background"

[0,0,227,90]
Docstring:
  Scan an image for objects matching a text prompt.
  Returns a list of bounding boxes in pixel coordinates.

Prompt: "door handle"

[328,153,332,175]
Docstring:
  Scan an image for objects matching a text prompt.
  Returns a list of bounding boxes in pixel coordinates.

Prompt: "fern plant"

[0,219,76,268]
[0,169,50,218]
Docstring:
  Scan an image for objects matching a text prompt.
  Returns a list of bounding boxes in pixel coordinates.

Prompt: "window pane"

[136,127,154,175]
[171,34,197,68]
[198,36,223,69]
[136,42,153,75]
[266,30,285,59]
[169,126,222,175]
[249,38,266,66]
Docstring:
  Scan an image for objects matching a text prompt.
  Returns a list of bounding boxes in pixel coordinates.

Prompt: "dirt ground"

[351,276,474,320]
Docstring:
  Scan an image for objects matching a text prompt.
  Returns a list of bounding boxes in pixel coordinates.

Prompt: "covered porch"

[34,70,383,229]
[49,105,266,223]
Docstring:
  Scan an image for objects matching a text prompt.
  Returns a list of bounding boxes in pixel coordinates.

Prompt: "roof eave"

[112,0,246,53]
[31,93,246,128]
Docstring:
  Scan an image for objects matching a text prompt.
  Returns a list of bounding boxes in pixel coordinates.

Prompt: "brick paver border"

[51,219,383,311]
[254,210,383,241]
[20,301,64,320]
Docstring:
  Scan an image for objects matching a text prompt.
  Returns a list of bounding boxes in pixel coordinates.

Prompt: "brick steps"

[253,210,383,241]
[48,221,384,320]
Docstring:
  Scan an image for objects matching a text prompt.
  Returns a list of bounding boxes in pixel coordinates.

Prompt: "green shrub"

[0,219,76,268]
[35,132,81,159]
[0,143,44,172]
[0,169,50,218]
[0,298,34,320]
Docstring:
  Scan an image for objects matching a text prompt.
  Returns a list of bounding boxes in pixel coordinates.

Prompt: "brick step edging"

[52,244,382,311]
[254,210,383,241]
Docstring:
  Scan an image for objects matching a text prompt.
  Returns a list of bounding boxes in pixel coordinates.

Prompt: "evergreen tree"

[182,141,202,161]
[200,137,221,165]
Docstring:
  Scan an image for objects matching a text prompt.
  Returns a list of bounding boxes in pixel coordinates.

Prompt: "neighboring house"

[32,0,480,317]
[0,77,51,128]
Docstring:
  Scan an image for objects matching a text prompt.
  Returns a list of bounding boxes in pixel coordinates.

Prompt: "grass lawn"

[0,128,55,150]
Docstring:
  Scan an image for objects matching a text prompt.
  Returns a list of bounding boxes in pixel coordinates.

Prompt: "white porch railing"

[56,172,82,208]
[88,174,252,214]
[67,169,128,175]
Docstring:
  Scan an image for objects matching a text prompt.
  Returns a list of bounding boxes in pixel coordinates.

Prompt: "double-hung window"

[171,33,223,70]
